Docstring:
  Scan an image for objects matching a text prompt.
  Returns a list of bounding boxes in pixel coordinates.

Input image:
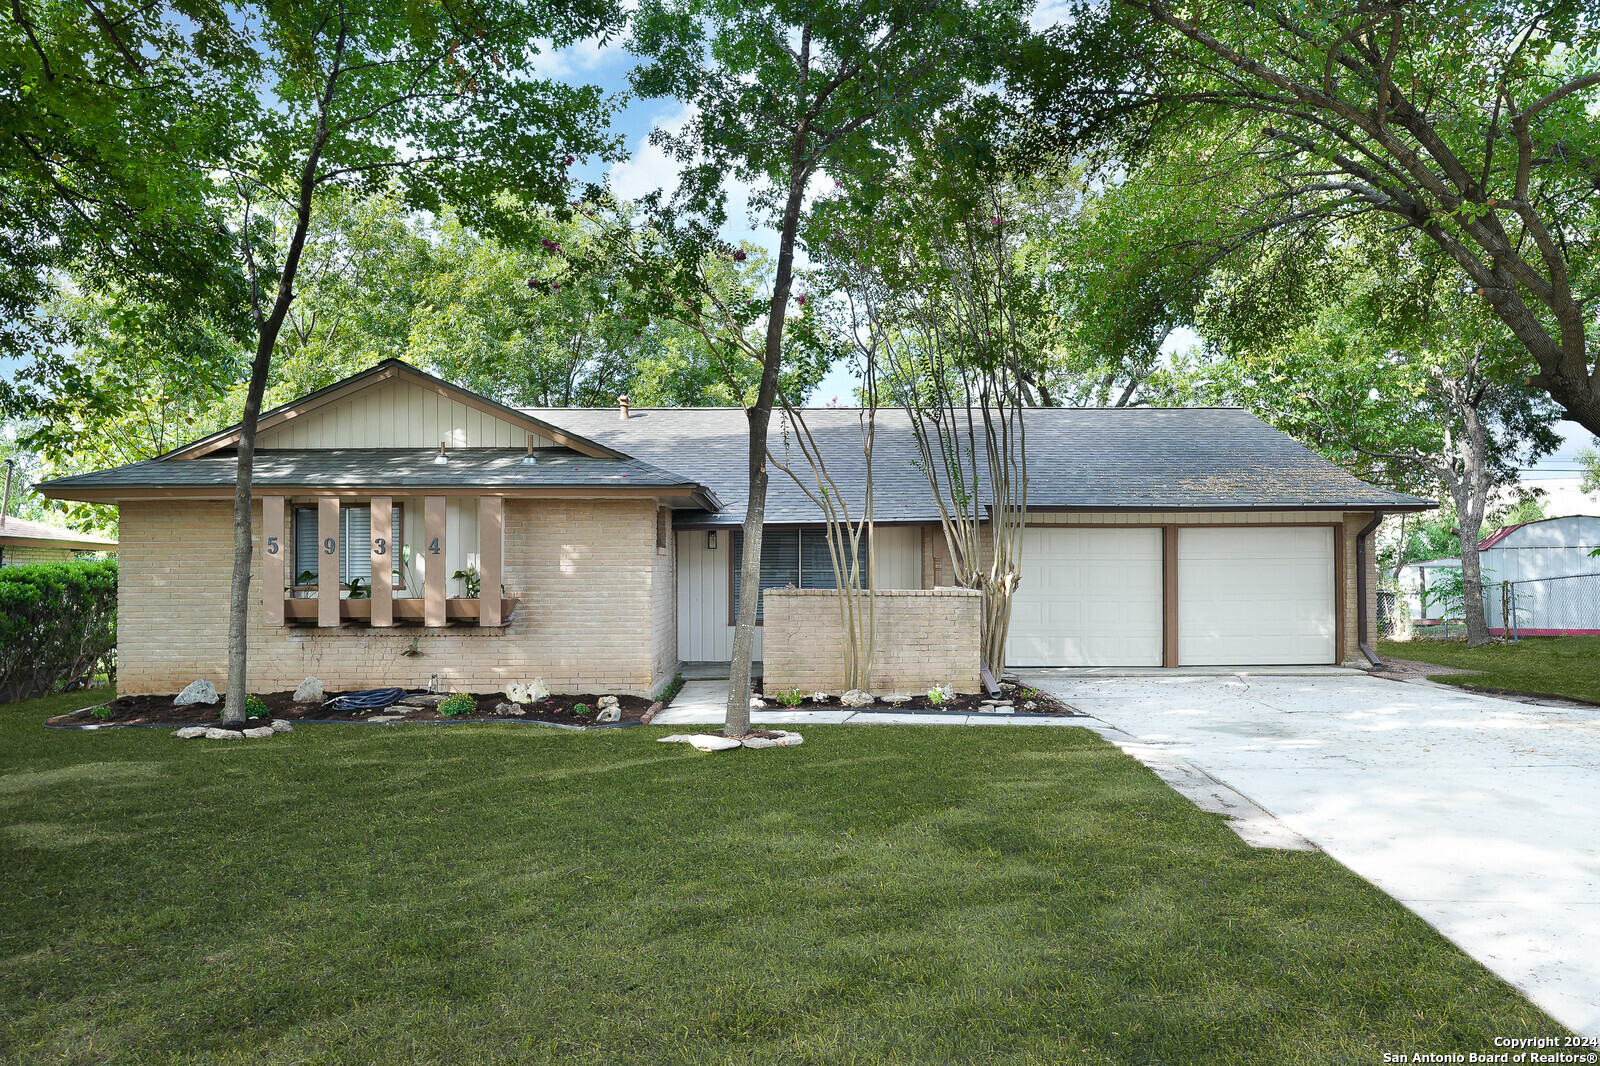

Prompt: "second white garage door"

[1008,527,1163,666]
[1178,526,1336,666]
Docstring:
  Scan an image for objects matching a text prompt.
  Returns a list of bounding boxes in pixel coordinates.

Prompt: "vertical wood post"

[1163,525,1179,668]
[424,495,446,627]
[263,495,285,626]
[371,495,393,628]
[318,496,341,627]
[478,496,503,627]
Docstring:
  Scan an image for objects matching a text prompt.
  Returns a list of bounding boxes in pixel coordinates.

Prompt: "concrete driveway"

[1019,669,1600,1038]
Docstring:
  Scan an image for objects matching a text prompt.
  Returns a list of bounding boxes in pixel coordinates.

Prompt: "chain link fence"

[1484,572,1600,637]
[1381,572,1600,639]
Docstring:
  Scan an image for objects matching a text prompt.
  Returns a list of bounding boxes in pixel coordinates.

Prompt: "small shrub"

[927,686,946,706]
[778,688,804,708]
[572,702,590,716]
[439,693,475,718]
[245,694,269,720]
[90,704,112,720]
[661,673,685,702]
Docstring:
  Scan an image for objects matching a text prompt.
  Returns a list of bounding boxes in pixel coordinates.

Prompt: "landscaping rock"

[506,679,550,704]
[172,726,208,739]
[293,676,324,703]
[367,715,406,724]
[399,693,445,707]
[656,733,741,751]
[270,719,294,733]
[243,726,276,738]
[808,692,830,704]
[175,679,219,707]
[1023,701,1037,711]
[882,693,913,706]
[598,694,619,707]
[741,730,803,749]
[495,702,526,716]
[596,705,621,723]
[840,689,874,708]
[749,697,767,709]
[202,727,241,740]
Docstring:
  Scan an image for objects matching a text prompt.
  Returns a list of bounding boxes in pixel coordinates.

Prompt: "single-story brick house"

[38,360,1432,697]
[0,515,117,567]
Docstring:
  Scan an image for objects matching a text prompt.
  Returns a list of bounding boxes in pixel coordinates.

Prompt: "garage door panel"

[1178,527,1335,666]
[1008,528,1163,667]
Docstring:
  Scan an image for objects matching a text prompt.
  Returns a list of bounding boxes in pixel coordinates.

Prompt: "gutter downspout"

[1355,510,1385,667]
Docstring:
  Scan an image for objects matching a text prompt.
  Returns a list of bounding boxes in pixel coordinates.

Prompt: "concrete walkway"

[1018,669,1600,1038]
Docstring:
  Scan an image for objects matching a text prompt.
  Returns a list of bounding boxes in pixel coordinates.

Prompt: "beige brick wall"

[651,520,678,696]
[762,588,983,694]
[117,497,673,698]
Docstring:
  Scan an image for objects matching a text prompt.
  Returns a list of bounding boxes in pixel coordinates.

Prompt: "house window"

[293,503,404,589]
[730,529,870,623]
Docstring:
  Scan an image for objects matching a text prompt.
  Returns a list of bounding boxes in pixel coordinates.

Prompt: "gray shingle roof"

[524,406,1434,525]
[38,448,701,492]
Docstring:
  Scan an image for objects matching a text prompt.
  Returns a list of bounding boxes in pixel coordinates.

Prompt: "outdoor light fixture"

[707,530,718,550]
[434,441,449,465]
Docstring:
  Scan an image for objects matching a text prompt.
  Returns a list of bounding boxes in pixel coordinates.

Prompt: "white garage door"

[1007,527,1163,666]
[1178,526,1335,666]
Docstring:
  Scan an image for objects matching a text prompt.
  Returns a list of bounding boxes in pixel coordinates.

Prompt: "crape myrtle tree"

[1193,231,1560,646]
[210,0,624,725]
[628,0,1027,734]
[809,148,1031,678]
[1025,0,1600,435]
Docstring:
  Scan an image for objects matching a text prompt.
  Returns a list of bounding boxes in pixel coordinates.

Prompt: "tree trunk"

[221,122,330,724]
[724,164,808,734]
[1456,523,1492,647]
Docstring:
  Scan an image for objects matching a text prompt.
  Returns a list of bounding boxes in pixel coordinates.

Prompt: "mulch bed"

[751,681,1079,715]
[47,690,655,729]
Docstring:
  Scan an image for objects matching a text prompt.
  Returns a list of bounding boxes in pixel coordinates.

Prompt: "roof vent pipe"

[434,441,449,466]
[522,434,538,465]
[618,395,630,420]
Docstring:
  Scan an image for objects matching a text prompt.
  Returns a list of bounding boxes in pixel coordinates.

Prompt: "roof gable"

[165,361,623,461]
[1481,515,1600,550]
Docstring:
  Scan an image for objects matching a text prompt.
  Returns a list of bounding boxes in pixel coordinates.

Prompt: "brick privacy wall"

[117,497,670,698]
[762,588,983,694]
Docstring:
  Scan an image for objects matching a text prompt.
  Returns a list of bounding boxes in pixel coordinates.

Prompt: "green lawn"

[0,689,1562,1064]
[1379,635,1600,703]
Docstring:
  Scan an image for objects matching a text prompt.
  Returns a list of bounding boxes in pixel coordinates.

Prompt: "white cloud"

[529,34,621,80]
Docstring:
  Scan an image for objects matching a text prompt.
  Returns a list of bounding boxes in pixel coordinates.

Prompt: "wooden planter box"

[281,597,518,626]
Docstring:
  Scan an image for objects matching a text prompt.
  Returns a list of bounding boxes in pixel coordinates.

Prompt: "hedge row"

[0,559,117,704]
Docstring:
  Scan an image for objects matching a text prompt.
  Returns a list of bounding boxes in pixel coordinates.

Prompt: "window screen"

[731,529,870,621]
[292,504,402,587]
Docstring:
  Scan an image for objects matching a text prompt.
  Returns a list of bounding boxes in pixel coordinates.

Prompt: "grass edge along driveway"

[1379,635,1600,704]
[0,687,1568,1064]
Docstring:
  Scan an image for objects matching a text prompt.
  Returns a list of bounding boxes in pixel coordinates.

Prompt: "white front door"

[1177,526,1336,666]
[1007,527,1164,667]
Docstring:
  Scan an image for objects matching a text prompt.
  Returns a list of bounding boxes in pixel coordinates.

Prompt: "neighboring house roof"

[0,515,117,551]
[526,406,1436,526]
[37,449,720,510]
[1477,522,1530,551]
[1478,514,1600,552]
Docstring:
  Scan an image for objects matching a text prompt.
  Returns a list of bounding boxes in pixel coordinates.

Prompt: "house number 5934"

[266,537,279,555]
[324,537,337,555]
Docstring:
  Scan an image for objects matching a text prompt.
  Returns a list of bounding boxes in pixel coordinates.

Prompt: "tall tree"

[208,0,622,724]
[1028,0,1600,434]
[1,1,250,410]
[1195,233,1561,645]
[629,0,1025,733]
